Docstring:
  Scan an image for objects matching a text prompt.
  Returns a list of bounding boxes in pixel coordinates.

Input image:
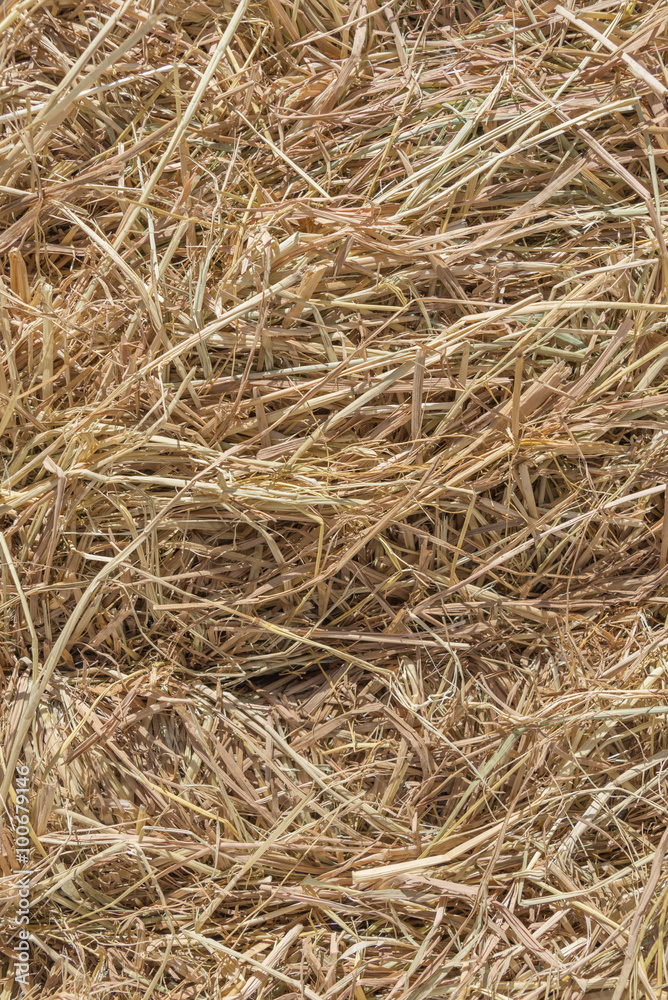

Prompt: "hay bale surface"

[1,0,668,997]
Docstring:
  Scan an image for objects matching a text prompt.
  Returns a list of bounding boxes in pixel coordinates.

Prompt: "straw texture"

[2,0,668,997]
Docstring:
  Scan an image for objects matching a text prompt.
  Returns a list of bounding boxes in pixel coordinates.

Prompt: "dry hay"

[1,0,668,997]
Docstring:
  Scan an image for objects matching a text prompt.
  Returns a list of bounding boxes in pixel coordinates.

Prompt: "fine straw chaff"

[2,1,668,998]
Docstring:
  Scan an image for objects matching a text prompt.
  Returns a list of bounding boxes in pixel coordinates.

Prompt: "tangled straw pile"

[2,0,668,996]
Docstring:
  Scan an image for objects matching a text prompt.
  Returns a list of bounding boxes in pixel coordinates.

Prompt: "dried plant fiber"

[2,1,668,998]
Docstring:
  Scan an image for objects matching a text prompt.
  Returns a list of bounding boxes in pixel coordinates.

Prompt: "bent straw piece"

[555,4,668,99]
